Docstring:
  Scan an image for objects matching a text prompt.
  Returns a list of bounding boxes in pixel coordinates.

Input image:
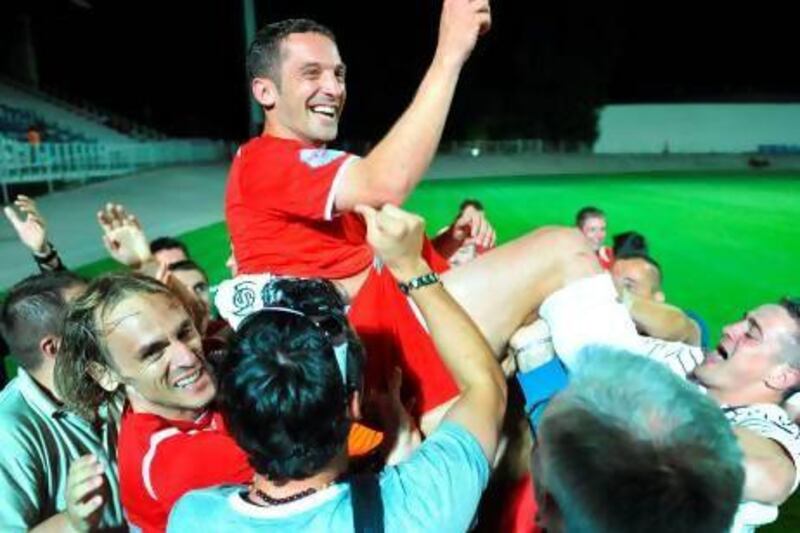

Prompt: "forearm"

[356,59,461,204]
[29,511,78,533]
[629,298,699,345]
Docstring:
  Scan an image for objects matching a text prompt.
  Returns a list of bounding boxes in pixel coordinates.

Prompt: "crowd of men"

[1,0,799,531]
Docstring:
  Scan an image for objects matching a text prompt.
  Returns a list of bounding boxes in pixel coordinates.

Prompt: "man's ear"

[766,364,800,393]
[252,77,278,110]
[39,335,60,362]
[87,361,121,393]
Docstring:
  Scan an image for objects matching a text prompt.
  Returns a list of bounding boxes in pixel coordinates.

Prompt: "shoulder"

[168,486,239,528]
[0,382,44,448]
[727,405,800,450]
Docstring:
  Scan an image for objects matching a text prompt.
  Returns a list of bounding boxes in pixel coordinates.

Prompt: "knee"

[527,226,600,281]
[528,226,592,257]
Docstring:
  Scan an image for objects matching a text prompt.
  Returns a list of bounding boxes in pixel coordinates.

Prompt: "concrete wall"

[595,104,800,154]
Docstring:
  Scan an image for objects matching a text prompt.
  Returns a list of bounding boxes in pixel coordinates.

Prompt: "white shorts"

[539,273,644,369]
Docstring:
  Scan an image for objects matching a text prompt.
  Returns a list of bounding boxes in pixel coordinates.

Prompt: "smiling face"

[258,32,346,145]
[579,216,606,252]
[99,292,215,421]
[694,304,800,399]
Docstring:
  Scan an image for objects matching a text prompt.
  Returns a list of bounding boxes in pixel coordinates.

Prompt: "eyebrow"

[299,61,346,72]
[745,315,764,337]
[137,337,168,360]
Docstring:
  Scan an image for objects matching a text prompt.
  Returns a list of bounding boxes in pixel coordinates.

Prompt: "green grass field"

[5,169,800,530]
[72,169,799,342]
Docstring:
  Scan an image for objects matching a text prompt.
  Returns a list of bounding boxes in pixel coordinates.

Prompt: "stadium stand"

[0,79,133,142]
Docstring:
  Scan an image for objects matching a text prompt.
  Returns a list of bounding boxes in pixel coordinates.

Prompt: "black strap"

[350,473,384,533]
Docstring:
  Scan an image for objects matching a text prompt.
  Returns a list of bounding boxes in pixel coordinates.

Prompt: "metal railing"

[0,138,231,202]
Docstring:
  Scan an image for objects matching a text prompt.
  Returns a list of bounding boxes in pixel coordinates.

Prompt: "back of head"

[167,259,208,283]
[459,198,484,212]
[149,236,189,257]
[0,271,85,371]
[612,231,648,256]
[536,350,743,533]
[247,19,337,84]
[220,277,364,481]
[575,206,604,228]
[54,272,173,420]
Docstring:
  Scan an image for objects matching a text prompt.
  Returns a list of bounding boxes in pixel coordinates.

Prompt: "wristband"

[33,242,58,263]
[398,272,440,295]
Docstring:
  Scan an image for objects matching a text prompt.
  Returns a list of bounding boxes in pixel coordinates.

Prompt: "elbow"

[745,466,796,505]
[373,178,412,206]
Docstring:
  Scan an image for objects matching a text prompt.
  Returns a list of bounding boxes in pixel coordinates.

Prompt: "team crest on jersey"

[299,148,345,168]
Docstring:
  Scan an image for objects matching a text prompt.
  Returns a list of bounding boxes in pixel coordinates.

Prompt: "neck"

[250,451,347,503]
[707,384,783,407]
[28,363,61,403]
[262,119,325,148]
[126,390,205,422]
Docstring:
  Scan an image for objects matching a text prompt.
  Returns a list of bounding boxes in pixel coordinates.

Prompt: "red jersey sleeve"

[235,140,358,222]
[146,426,253,511]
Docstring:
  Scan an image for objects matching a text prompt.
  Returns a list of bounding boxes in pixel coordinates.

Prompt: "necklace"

[249,480,336,507]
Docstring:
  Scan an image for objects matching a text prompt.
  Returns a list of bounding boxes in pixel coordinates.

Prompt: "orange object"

[347,422,384,457]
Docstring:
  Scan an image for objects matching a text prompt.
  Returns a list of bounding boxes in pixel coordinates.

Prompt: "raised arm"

[356,203,506,460]
[3,195,66,272]
[335,0,491,211]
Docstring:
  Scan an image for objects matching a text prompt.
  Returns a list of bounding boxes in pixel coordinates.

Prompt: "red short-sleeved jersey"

[225,135,457,415]
[598,245,615,270]
[226,135,373,279]
[118,407,252,533]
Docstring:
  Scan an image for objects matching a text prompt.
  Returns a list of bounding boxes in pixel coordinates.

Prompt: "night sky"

[2,0,796,143]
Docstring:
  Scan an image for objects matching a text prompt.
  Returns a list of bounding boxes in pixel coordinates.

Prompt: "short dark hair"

[0,272,85,371]
[219,278,364,481]
[247,18,337,85]
[576,206,605,227]
[459,199,484,212]
[168,260,208,281]
[149,237,189,257]
[612,231,648,256]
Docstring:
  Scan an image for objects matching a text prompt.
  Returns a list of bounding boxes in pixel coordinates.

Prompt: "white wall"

[594,103,800,153]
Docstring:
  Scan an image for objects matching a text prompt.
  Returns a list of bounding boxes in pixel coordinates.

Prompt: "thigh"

[442,226,599,355]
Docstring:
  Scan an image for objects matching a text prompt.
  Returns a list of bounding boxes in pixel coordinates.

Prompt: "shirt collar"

[15,368,62,417]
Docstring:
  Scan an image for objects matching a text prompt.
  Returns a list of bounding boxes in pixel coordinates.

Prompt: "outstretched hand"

[97,203,152,268]
[3,195,49,254]
[436,0,492,69]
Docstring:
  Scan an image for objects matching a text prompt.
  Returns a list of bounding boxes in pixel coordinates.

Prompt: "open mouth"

[309,105,338,119]
[717,344,730,360]
[173,368,204,389]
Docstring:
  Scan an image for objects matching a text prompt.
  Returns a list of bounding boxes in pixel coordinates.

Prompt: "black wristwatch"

[398,272,440,295]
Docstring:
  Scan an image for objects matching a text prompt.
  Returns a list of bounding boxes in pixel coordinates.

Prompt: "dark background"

[1,0,796,144]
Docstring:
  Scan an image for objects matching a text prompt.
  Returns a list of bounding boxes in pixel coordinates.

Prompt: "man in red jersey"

[55,274,252,532]
[226,0,593,433]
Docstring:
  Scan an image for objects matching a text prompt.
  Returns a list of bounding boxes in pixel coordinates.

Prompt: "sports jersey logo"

[299,148,345,168]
